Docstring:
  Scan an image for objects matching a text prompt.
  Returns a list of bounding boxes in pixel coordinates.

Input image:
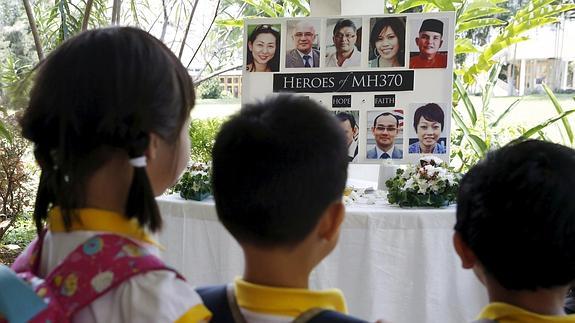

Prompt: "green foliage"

[173,163,212,200]
[189,118,226,163]
[0,118,34,242]
[198,78,224,99]
[2,214,35,247]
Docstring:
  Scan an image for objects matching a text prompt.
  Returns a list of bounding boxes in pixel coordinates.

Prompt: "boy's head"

[415,19,443,59]
[212,95,348,249]
[454,140,575,291]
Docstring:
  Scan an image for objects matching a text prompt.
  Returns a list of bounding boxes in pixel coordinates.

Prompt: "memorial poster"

[242,12,455,164]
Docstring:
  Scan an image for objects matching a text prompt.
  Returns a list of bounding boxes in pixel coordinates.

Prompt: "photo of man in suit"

[367,112,403,159]
[335,111,359,162]
[285,20,320,68]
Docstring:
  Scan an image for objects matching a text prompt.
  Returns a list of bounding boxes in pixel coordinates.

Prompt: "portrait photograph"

[366,109,404,160]
[368,17,406,68]
[408,17,449,69]
[325,18,362,68]
[285,19,320,68]
[407,103,448,154]
[245,24,281,72]
[333,110,360,162]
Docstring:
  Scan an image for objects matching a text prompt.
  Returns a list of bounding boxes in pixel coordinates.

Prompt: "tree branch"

[159,0,169,41]
[22,0,44,61]
[186,0,221,69]
[81,0,95,31]
[194,64,242,85]
[111,0,121,25]
[178,0,200,59]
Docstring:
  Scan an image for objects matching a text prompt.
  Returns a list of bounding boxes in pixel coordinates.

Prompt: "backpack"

[0,232,182,323]
[196,284,369,323]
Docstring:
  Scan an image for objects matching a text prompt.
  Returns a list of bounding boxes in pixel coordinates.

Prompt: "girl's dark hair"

[369,17,406,65]
[246,24,280,72]
[20,27,195,234]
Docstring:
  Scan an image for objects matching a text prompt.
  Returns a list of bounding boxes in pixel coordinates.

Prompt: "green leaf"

[521,109,575,139]
[432,0,456,11]
[217,18,243,28]
[459,5,508,23]
[457,18,506,33]
[0,120,12,143]
[395,0,431,13]
[455,38,479,54]
[542,83,574,144]
[490,98,521,128]
[452,109,485,157]
[455,78,477,125]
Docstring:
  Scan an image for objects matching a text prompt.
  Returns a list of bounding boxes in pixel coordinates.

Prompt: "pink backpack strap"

[42,234,182,317]
[11,230,46,274]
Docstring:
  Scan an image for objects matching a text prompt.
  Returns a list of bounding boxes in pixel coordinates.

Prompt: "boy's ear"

[145,133,160,160]
[453,232,477,269]
[317,201,345,242]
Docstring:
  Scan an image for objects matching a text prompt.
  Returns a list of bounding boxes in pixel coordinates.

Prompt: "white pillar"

[519,59,526,96]
[310,0,385,16]
[561,60,568,90]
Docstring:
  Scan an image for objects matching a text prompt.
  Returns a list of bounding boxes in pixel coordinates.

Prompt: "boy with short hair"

[454,140,575,322]
[203,95,366,322]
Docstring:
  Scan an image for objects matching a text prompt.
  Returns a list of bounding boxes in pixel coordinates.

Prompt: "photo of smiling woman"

[369,17,406,68]
[408,103,447,154]
[246,24,281,72]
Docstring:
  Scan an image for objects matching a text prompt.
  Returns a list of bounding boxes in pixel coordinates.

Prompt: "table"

[156,194,488,323]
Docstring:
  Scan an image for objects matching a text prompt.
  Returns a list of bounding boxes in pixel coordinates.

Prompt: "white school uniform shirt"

[39,230,208,323]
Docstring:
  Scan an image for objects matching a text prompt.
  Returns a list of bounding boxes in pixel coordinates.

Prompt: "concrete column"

[310,0,385,16]
[561,60,568,90]
[519,59,526,96]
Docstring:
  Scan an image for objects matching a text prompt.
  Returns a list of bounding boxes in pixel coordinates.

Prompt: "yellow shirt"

[477,302,575,323]
[234,277,348,322]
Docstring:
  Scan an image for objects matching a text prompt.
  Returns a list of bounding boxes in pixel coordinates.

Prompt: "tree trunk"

[81,0,95,31]
[22,0,44,61]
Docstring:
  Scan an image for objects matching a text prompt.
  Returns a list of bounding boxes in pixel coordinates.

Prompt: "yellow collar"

[478,302,575,322]
[234,278,348,317]
[48,207,159,247]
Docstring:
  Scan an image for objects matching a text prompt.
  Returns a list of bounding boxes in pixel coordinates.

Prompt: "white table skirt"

[156,194,488,323]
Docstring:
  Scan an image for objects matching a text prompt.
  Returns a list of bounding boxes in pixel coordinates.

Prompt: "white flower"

[404,178,415,190]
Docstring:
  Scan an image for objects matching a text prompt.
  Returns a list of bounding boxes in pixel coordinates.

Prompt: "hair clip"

[129,156,147,168]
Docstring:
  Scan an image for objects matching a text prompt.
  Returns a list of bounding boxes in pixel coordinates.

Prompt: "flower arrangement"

[385,156,460,208]
[173,162,212,201]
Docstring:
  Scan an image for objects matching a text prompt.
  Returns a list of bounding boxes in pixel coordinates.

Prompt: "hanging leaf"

[490,98,522,128]
[521,109,575,139]
[457,18,506,33]
[454,78,477,125]
[455,38,479,54]
[542,83,574,144]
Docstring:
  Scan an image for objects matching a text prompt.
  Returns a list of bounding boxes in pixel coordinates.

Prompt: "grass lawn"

[192,98,241,120]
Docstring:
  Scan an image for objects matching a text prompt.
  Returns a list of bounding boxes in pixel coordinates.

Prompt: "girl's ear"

[145,133,160,160]
[453,232,477,269]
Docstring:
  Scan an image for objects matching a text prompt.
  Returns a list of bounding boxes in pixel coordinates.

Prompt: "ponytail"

[125,134,162,232]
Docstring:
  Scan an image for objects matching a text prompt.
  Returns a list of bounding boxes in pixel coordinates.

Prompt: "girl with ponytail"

[13,27,211,322]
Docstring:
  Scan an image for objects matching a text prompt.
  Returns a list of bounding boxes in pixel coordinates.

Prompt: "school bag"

[196,284,369,323]
[0,232,182,323]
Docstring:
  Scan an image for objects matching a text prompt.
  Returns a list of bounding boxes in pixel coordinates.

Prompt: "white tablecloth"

[156,194,488,323]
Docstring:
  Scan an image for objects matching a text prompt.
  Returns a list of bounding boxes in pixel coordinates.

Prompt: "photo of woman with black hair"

[246,24,281,72]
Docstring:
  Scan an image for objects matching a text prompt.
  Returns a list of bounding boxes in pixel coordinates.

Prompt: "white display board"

[242,12,455,164]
